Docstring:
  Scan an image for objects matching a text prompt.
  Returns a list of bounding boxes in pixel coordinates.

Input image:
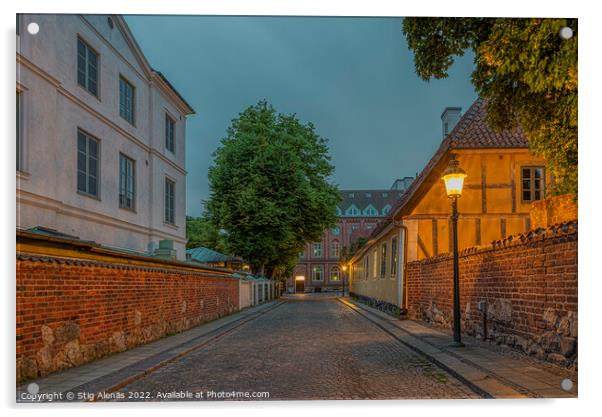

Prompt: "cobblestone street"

[117,295,478,400]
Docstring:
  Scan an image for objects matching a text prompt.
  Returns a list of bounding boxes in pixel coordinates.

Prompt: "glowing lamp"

[441,158,467,198]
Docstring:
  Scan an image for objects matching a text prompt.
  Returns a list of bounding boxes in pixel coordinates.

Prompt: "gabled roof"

[112,15,195,115]
[338,189,404,217]
[187,246,241,263]
[354,98,530,255]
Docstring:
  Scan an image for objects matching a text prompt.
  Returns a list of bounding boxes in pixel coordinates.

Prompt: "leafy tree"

[206,101,340,277]
[403,18,577,195]
[185,215,226,252]
[341,236,369,264]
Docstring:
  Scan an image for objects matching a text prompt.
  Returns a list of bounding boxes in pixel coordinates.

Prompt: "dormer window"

[363,204,378,216]
[345,204,360,216]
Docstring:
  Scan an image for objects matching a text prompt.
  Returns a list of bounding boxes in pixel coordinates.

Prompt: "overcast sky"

[125,15,477,217]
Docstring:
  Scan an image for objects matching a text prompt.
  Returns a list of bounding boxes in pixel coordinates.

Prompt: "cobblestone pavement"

[116,296,479,400]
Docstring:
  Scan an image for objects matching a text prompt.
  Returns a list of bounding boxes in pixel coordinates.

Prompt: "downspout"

[402,224,409,311]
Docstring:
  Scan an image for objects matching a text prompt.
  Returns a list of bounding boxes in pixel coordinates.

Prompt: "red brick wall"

[406,221,577,367]
[16,255,239,382]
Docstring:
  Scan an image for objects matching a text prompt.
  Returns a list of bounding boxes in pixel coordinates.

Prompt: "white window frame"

[76,129,100,199]
[165,112,176,153]
[119,153,136,211]
[164,177,176,225]
[119,75,135,125]
[312,265,323,281]
[312,242,322,258]
[77,37,100,98]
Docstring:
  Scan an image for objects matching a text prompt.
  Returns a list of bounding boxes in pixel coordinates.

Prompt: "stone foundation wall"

[16,254,239,382]
[406,221,577,369]
[349,292,405,318]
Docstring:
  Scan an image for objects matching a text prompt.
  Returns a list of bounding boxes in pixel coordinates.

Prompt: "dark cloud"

[125,15,477,217]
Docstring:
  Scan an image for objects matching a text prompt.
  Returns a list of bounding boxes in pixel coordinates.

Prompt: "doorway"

[295,276,305,293]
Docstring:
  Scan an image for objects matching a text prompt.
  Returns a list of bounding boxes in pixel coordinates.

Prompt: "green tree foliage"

[206,101,340,278]
[340,236,369,264]
[185,215,226,252]
[403,18,577,195]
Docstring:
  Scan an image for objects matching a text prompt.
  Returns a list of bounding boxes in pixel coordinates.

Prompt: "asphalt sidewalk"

[340,297,578,399]
[17,300,284,403]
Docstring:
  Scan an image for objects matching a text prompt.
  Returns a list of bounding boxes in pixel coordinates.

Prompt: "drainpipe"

[394,222,409,312]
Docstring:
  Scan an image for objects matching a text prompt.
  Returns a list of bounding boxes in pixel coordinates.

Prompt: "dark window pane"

[535,190,541,200]
[77,172,86,192]
[88,140,97,158]
[523,191,531,201]
[522,168,530,179]
[88,158,97,177]
[77,132,86,151]
[88,176,97,196]
[77,152,86,171]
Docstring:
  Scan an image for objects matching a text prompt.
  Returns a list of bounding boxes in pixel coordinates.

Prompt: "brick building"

[286,181,412,293]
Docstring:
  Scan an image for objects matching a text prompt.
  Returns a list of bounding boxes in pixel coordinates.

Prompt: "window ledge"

[77,190,101,201]
[163,221,178,230]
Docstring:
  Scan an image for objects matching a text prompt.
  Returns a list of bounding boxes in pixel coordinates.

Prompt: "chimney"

[441,107,462,139]
[154,239,176,260]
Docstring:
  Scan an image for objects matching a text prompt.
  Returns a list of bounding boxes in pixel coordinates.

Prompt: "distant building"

[187,246,244,270]
[286,183,411,293]
[348,99,549,310]
[16,14,194,259]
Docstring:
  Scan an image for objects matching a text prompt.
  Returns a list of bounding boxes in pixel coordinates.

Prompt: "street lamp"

[441,156,467,347]
[340,265,348,297]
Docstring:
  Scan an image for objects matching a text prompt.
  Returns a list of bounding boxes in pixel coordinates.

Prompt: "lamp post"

[341,265,348,297]
[441,156,467,347]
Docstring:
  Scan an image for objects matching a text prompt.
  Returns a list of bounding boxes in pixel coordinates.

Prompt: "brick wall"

[406,221,577,368]
[16,253,239,382]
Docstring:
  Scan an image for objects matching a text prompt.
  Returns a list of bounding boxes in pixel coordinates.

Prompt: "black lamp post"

[341,265,347,297]
[441,156,467,347]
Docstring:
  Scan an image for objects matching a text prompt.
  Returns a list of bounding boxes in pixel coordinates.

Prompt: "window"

[77,38,99,97]
[299,249,305,259]
[16,91,22,171]
[382,192,388,198]
[373,250,378,278]
[363,205,378,216]
[330,240,340,258]
[312,242,322,258]
[348,192,355,198]
[165,113,175,153]
[380,243,387,277]
[345,204,360,216]
[330,266,340,281]
[391,237,398,277]
[77,130,99,197]
[365,192,372,198]
[119,76,135,124]
[364,256,369,279]
[382,204,392,215]
[119,154,135,210]
[164,178,175,224]
[331,226,340,236]
[312,266,323,281]
[521,167,545,202]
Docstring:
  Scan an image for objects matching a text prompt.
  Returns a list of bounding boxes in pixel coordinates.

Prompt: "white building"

[16,14,195,259]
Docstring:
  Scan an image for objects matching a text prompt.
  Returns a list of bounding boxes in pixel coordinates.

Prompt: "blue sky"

[125,15,477,217]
